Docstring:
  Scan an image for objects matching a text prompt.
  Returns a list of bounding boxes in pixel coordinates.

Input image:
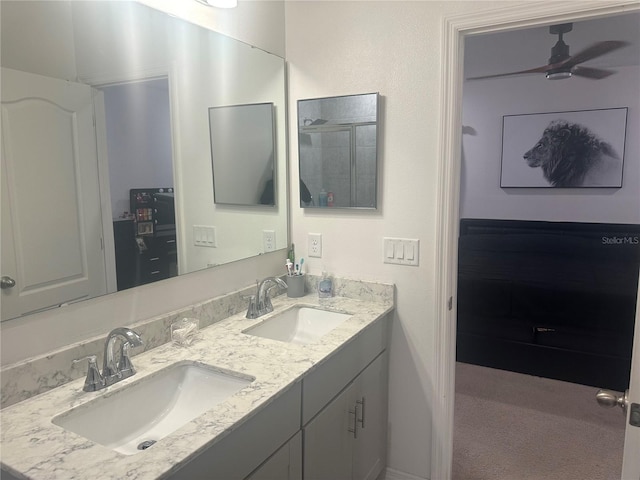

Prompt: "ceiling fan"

[467,23,629,81]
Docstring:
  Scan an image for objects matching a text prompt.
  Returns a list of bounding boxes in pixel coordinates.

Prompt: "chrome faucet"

[103,327,143,383]
[74,327,143,392]
[246,277,287,319]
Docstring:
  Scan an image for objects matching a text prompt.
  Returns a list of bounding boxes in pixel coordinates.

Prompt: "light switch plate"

[383,237,419,266]
[194,225,216,247]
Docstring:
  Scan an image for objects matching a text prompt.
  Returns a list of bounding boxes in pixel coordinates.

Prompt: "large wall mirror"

[0,1,288,322]
[298,93,379,209]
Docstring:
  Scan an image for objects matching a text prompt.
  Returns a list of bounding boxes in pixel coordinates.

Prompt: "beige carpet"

[453,362,625,480]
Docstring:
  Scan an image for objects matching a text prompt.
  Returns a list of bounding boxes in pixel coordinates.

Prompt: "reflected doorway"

[99,77,178,291]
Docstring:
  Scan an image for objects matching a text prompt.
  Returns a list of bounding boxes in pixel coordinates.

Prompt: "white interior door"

[1,67,107,320]
[621,277,640,479]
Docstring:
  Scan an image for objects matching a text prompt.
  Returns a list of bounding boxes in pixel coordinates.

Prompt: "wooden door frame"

[431,2,640,479]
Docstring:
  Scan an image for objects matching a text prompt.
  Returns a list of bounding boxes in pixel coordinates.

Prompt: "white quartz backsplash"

[0,275,393,409]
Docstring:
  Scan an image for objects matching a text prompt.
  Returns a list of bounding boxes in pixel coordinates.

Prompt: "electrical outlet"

[309,233,322,258]
[263,230,276,252]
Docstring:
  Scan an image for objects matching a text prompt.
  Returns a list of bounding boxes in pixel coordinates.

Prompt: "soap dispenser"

[318,271,333,298]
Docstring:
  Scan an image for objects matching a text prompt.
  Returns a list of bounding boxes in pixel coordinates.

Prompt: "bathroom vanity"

[0,279,394,480]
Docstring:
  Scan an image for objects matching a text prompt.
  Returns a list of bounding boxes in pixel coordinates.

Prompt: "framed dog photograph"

[500,107,627,188]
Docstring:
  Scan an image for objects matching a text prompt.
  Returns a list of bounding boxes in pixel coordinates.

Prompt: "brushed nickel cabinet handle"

[356,397,366,428]
[348,404,359,439]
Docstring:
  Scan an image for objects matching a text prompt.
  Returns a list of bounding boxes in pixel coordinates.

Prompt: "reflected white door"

[1,67,106,320]
[621,275,640,479]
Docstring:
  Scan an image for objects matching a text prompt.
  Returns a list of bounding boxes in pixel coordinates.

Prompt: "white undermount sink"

[244,306,352,344]
[52,361,254,455]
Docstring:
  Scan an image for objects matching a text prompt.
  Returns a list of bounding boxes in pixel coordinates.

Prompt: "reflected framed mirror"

[298,93,379,209]
[209,103,277,206]
[0,1,288,322]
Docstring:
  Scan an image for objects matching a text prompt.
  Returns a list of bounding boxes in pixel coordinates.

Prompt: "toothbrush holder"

[285,274,305,298]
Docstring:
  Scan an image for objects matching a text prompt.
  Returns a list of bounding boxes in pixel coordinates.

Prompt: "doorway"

[454,15,639,477]
[98,77,178,291]
[431,3,640,479]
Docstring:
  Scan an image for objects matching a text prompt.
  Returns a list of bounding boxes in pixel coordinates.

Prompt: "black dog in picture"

[523,120,621,187]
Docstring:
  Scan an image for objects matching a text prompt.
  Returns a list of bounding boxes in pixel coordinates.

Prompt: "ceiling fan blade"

[571,65,616,79]
[467,40,629,82]
[562,40,630,67]
[466,65,551,81]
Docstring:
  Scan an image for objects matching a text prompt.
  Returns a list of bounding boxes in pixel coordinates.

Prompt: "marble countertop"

[0,291,393,480]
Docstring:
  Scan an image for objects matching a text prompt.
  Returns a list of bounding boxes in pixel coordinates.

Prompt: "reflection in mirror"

[0,1,288,322]
[209,103,276,206]
[298,93,379,209]
[102,78,177,290]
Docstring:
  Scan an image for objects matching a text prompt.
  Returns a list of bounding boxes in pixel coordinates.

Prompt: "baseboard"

[384,467,428,480]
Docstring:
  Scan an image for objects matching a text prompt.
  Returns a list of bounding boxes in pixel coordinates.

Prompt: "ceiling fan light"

[546,71,572,80]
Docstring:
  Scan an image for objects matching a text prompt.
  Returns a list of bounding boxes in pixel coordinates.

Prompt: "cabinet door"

[246,432,302,480]
[170,383,301,480]
[304,382,356,480]
[353,352,388,480]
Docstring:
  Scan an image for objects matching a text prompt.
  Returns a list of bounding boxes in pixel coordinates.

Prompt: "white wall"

[461,65,640,223]
[285,2,524,478]
[0,1,77,80]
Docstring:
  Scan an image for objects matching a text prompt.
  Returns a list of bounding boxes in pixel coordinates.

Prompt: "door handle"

[596,389,629,416]
[1,276,16,289]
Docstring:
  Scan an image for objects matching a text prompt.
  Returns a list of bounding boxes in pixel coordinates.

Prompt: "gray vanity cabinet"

[303,352,388,480]
[352,352,388,480]
[246,313,390,480]
[304,379,354,479]
[169,382,301,480]
[245,432,302,480]
[169,313,390,480]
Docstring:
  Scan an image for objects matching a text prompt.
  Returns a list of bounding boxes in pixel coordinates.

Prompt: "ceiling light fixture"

[546,71,573,80]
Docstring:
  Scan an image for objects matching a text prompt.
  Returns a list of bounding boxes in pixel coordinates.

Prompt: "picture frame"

[500,107,627,188]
